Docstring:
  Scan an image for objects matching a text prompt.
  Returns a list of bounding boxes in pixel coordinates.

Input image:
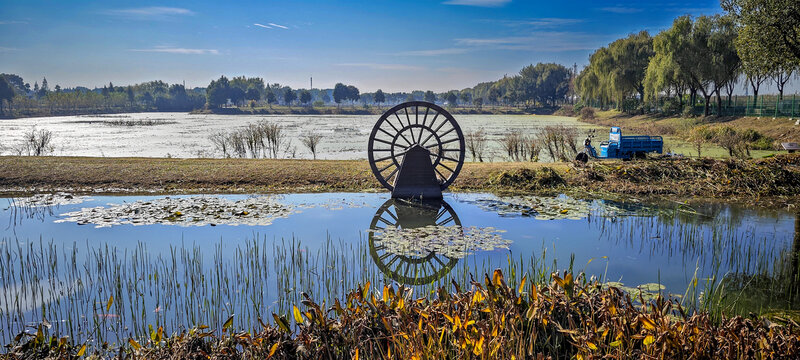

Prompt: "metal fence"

[584,94,800,117]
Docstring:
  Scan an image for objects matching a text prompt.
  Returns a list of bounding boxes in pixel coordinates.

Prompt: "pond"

[0,113,592,160]
[0,192,797,346]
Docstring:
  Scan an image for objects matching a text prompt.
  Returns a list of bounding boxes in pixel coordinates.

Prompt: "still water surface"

[0,193,795,344]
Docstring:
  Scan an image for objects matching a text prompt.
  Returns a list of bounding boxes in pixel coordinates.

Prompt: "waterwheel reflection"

[368,199,461,285]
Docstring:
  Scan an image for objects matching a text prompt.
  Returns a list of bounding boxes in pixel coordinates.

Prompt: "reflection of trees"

[368,199,460,286]
[589,203,791,274]
[712,213,800,316]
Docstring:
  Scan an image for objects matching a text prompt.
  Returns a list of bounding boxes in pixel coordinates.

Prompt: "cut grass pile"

[4,270,799,359]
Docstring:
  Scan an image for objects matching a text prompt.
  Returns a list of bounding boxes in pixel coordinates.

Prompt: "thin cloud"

[129,47,219,55]
[268,23,289,29]
[0,20,28,25]
[0,46,19,52]
[443,0,511,7]
[456,32,605,52]
[337,63,424,71]
[254,23,272,29]
[495,18,583,28]
[105,7,195,19]
[599,6,643,14]
[398,48,468,56]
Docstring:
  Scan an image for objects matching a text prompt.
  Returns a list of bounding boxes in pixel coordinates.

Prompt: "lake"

[1,192,796,345]
[0,113,593,160]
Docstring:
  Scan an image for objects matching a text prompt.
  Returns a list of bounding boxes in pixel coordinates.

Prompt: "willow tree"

[575,32,653,111]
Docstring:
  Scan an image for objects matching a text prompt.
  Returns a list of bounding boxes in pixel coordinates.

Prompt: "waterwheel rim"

[367,101,466,191]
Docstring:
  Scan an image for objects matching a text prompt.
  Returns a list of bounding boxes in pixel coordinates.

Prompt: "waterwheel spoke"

[435,208,447,221]
[438,162,456,174]
[403,108,415,143]
[384,167,399,183]
[378,162,395,173]
[440,155,460,163]
[434,167,447,182]
[385,209,399,222]
[437,216,454,226]
[421,119,449,147]
[427,138,459,148]
[374,149,408,163]
[393,112,415,146]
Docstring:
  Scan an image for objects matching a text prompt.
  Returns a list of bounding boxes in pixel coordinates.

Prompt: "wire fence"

[584,94,800,118]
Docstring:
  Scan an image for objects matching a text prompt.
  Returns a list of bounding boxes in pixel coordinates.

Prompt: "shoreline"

[1,155,797,208]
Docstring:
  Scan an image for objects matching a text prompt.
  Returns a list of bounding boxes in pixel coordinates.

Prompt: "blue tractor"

[575,127,663,162]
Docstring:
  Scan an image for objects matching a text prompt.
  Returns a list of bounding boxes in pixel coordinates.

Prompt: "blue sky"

[0,0,724,92]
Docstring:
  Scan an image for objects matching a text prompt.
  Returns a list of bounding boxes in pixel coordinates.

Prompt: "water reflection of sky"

[3,193,795,289]
[0,193,795,343]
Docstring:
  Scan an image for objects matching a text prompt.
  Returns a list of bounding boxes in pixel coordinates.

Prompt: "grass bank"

[5,270,800,359]
[1,155,797,205]
[581,110,800,157]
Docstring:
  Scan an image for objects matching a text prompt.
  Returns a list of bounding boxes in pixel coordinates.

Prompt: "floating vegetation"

[604,281,666,302]
[5,193,90,208]
[369,225,510,259]
[468,194,656,220]
[55,195,295,227]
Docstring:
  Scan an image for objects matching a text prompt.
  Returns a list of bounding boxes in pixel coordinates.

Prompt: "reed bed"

[4,270,800,359]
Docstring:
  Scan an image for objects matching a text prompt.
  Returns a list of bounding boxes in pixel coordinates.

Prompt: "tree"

[0,76,15,116]
[245,87,261,102]
[374,89,385,106]
[126,86,135,105]
[488,87,501,105]
[723,0,800,65]
[283,88,297,106]
[229,87,246,106]
[346,85,360,103]
[472,97,483,109]
[38,77,49,98]
[266,91,277,108]
[459,91,471,106]
[576,32,653,111]
[206,76,230,108]
[445,91,458,106]
[424,90,436,103]
[333,83,347,106]
[0,73,26,93]
[299,90,312,105]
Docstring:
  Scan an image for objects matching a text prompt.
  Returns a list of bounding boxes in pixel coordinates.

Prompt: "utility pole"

[310,76,313,90]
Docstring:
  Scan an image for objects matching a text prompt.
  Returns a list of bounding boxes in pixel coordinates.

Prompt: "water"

[0,192,796,345]
[0,113,591,159]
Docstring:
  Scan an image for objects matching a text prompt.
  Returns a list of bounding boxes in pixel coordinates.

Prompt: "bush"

[681,105,695,118]
[661,97,681,115]
[578,107,596,121]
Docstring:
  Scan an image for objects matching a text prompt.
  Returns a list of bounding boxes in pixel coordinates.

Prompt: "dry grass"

[586,110,800,142]
[0,155,797,205]
[0,156,565,195]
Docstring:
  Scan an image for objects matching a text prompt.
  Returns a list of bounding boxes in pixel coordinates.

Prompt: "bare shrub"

[209,132,229,157]
[208,120,286,159]
[541,126,579,161]
[525,135,542,162]
[261,121,284,159]
[499,131,525,161]
[301,133,323,159]
[16,127,55,156]
[465,130,488,162]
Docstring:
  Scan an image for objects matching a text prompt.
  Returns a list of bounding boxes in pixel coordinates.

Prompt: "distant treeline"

[0,75,205,118]
[576,0,800,117]
[0,61,576,118]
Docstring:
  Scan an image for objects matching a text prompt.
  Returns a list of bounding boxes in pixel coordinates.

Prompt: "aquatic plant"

[5,270,800,359]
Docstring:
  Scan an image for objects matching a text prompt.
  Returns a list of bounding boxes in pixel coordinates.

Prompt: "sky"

[0,0,733,92]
